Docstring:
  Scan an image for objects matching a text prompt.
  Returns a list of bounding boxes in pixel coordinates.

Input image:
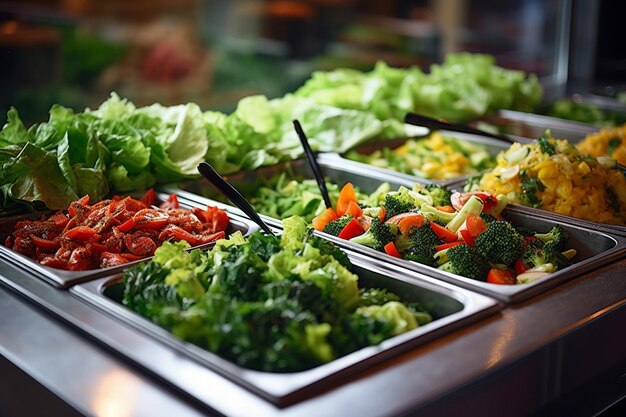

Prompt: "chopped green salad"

[122,216,432,372]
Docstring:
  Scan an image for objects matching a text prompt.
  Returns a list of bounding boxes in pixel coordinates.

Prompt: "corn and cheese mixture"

[576,125,626,166]
[477,132,626,225]
[346,132,496,180]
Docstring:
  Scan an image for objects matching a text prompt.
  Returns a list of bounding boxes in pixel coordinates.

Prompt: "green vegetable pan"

[70,250,499,406]
[0,192,258,288]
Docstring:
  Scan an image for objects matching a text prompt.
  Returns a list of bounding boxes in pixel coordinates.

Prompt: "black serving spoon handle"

[293,120,333,209]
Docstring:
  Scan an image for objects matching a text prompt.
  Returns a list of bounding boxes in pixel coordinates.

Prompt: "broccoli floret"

[437,244,490,281]
[534,225,569,252]
[383,191,415,219]
[521,245,571,272]
[479,212,497,224]
[520,170,545,208]
[349,218,398,251]
[424,184,453,207]
[474,221,524,265]
[537,130,556,155]
[322,215,354,237]
[401,221,441,266]
[420,204,457,225]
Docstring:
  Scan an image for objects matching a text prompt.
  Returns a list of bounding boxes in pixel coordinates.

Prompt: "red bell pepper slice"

[460,229,475,246]
[435,241,463,252]
[384,241,401,258]
[430,222,458,243]
[338,218,364,239]
[487,269,516,285]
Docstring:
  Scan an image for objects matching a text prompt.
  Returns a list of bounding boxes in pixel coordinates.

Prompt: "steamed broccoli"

[401,221,441,266]
[474,221,524,265]
[420,204,457,225]
[437,244,490,281]
[534,225,569,252]
[479,212,498,224]
[350,218,398,251]
[322,215,354,237]
[521,245,571,272]
[383,190,416,219]
[423,184,453,207]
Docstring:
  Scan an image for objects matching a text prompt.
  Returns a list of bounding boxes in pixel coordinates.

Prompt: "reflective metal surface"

[1,250,624,416]
[70,250,500,406]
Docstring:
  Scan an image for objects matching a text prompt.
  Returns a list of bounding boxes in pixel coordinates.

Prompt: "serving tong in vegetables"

[293,120,333,209]
[404,112,517,144]
[197,162,277,237]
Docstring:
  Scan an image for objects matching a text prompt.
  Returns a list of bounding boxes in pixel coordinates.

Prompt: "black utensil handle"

[197,162,275,236]
[293,120,333,209]
[404,113,516,144]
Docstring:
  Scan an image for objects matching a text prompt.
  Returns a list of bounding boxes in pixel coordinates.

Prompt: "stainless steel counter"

[1,255,625,417]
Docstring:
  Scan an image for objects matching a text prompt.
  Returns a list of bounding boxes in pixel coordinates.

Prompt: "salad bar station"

[1,53,626,416]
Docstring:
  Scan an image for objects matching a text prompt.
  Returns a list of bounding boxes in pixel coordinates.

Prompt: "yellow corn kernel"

[538,164,559,181]
[576,161,591,176]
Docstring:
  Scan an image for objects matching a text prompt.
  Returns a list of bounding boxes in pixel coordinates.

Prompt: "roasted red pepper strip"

[63,226,97,241]
[29,234,60,250]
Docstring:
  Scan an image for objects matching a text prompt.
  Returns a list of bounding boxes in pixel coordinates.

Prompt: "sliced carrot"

[398,214,426,236]
[386,212,420,225]
[436,205,455,213]
[338,218,364,240]
[384,241,401,258]
[336,183,357,216]
[344,200,363,219]
[378,206,386,222]
[466,214,488,238]
[487,269,516,285]
[435,241,463,251]
[312,207,338,231]
[430,222,458,243]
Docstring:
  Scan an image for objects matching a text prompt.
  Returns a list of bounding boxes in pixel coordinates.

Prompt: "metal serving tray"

[70,250,500,406]
[0,192,257,288]
[317,208,626,304]
[160,155,427,228]
[323,130,513,187]
[479,109,600,142]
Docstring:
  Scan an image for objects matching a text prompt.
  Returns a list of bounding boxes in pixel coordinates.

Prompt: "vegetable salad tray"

[322,206,626,303]
[70,250,499,406]
[0,192,258,288]
[325,130,514,187]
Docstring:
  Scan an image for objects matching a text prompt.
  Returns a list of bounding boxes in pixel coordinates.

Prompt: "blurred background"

[0,0,622,124]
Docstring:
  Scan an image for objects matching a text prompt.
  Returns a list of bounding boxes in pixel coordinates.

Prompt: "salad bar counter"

[1,54,626,416]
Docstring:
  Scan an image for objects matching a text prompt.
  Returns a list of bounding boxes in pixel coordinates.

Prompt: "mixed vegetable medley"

[4,190,230,271]
[345,132,497,180]
[122,217,432,372]
[473,131,626,225]
[312,182,576,285]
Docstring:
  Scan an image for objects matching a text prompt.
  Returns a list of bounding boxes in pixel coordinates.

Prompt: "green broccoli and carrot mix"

[312,183,576,285]
[122,216,432,372]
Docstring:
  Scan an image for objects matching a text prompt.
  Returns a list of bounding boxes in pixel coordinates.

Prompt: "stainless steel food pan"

[160,155,430,228]
[316,207,626,303]
[321,130,513,187]
[70,250,500,406]
[0,192,257,288]
[480,109,600,142]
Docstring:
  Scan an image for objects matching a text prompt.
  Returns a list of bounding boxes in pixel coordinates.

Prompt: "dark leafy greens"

[122,216,431,372]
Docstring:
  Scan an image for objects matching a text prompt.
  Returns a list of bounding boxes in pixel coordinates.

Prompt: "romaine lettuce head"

[356,301,418,336]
